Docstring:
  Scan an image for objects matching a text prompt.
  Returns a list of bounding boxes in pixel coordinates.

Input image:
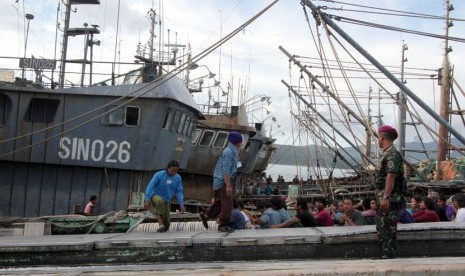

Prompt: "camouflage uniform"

[375,145,406,258]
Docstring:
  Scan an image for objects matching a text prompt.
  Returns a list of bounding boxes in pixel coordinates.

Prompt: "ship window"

[188,122,196,138]
[199,130,215,147]
[162,109,174,129]
[171,110,181,132]
[243,141,251,153]
[213,132,228,148]
[24,98,59,124]
[178,113,186,133]
[125,106,139,126]
[102,105,124,125]
[0,93,10,127]
[182,117,190,135]
[192,129,201,145]
[240,134,248,149]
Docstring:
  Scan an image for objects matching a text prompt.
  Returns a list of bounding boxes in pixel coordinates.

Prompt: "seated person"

[413,196,440,223]
[330,200,344,224]
[270,196,290,223]
[271,197,317,228]
[229,199,246,230]
[361,197,377,225]
[339,198,365,226]
[397,208,415,223]
[254,201,281,229]
[313,197,334,226]
[407,195,421,214]
[84,195,97,216]
[237,200,253,229]
[453,193,465,222]
[437,193,454,221]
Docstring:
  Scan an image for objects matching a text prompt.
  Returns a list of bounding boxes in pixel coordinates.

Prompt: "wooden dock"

[2,258,465,275]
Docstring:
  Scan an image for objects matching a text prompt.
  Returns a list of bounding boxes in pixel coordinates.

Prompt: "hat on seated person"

[228,131,243,144]
[378,125,398,140]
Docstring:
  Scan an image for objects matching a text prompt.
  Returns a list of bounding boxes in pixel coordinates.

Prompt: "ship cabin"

[238,122,276,176]
[184,105,255,176]
[0,69,203,217]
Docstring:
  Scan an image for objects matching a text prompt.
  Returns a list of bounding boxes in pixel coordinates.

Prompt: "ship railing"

[0,56,160,89]
[197,102,230,115]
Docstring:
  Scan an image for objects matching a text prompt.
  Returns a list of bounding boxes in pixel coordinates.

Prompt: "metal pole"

[282,80,376,166]
[59,0,71,87]
[301,0,465,147]
[22,13,34,79]
[437,0,453,179]
[80,24,89,87]
[397,41,408,159]
[89,32,94,86]
[366,87,372,157]
[52,2,60,88]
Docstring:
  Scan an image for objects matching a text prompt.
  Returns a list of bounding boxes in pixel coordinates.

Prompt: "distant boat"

[180,102,276,203]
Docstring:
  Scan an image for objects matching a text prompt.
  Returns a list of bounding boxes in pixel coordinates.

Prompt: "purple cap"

[228,131,243,144]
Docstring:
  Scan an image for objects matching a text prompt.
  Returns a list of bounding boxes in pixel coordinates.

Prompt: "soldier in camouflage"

[375,125,406,259]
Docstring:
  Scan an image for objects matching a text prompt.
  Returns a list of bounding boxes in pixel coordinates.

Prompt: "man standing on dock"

[375,125,406,259]
[144,160,185,233]
[199,131,243,233]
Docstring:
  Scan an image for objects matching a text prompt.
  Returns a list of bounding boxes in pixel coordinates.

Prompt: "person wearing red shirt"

[313,197,334,227]
[412,197,440,223]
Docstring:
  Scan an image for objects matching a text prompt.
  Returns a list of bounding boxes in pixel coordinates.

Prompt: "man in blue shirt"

[254,201,281,229]
[200,131,242,233]
[144,160,185,232]
[271,196,290,223]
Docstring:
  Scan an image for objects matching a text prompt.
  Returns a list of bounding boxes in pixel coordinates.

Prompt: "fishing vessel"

[0,0,278,222]
[0,0,204,218]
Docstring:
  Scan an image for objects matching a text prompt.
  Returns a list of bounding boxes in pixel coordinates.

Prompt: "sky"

[1,0,465,155]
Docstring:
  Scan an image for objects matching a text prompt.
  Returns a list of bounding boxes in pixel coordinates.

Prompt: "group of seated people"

[405,192,465,223]
[228,191,465,230]
[228,197,317,230]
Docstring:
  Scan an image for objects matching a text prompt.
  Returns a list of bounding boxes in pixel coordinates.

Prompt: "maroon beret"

[378,125,398,140]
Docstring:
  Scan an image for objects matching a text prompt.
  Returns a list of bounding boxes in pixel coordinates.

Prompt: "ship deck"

[1,222,465,267]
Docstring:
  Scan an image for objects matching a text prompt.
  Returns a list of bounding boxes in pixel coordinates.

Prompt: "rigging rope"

[287,60,301,179]
[300,75,330,178]
[302,5,370,177]
[319,17,465,157]
[330,15,465,43]
[315,0,465,22]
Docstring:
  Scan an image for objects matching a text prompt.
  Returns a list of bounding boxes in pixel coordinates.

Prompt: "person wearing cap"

[375,125,406,259]
[199,131,243,233]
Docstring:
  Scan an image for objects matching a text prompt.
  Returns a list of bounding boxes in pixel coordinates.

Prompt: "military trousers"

[375,193,404,258]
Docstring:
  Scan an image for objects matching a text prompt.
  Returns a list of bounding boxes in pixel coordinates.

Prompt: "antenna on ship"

[111,0,121,85]
[58,0,100,88]
[21,13,34,80]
